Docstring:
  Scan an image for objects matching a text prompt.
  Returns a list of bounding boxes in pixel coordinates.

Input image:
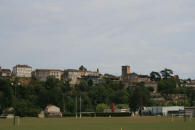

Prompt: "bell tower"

[122,65,130,77]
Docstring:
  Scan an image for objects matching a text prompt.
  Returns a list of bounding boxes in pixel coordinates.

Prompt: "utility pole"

[76,96,77,119]
[11,82,20,125]
[14,84,16,125]
[62,93,65,112]
[80,96,81,118]
[184,93,186,122]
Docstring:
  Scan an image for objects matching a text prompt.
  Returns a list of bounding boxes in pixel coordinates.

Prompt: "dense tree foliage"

[0,77,133,116]
[129,84,151,113]
[0,79,13,114]
[158,78,177,94]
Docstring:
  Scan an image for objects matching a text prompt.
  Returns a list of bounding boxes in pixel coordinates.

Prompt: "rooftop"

[14,64,32,68]
[36,69,63,72]
[1,69,11,73]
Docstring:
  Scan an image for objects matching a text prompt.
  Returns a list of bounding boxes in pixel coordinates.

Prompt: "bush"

[116,104,129,109]
[96,112,131,117]
[96,104,110,112]
[15,100,41,117]
[62,112,75,117]
[80,113,95,117]
[1,108,14,116]
[147,87,154,92]
[62,112,131,117]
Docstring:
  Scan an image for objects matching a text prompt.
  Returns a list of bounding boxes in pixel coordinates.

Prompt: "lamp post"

[11,82,20,125]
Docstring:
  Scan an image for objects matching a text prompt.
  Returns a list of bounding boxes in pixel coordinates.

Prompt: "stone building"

[121,65,158,93]
[62,66,100,86]
[35,69,63,81]
[62,69,81,85]
[79,75,102,85]
[12,65,32,78]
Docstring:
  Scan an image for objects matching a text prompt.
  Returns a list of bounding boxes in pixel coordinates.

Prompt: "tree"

[76,80,89,91]
[0,79,13,114]
[158,78,177,94]
[15,99,40,117]
[160,68,173,80]
[96,104,110,112]
[116,104,129,109]
[87,79,93,86]
[147,86,154,93]
[45,76,60,89]
[129,86,151,114]
[150,71,161,81]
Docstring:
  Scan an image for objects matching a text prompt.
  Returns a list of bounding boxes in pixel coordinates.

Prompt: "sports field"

[0,117,194,130]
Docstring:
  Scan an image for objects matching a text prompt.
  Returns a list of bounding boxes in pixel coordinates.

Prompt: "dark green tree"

[129,85,151,114]
[150,71,161,81]
[0,79,13,114]
[160,68,173,80]
[158,78,177,94]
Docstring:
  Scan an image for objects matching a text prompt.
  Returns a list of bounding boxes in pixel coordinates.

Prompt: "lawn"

[0,117,194,130]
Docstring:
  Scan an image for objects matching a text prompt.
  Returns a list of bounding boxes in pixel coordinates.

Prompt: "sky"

[0,0,195,79]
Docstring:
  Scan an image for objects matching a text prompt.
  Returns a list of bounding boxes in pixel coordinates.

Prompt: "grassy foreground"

[0,117,195,130]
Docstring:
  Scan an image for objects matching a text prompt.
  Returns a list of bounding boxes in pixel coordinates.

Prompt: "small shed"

[45,105,62,118]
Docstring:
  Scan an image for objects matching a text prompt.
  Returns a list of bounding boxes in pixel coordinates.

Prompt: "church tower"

[122,65,130,77]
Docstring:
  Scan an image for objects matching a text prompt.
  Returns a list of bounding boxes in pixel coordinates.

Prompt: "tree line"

[0,68,194,117]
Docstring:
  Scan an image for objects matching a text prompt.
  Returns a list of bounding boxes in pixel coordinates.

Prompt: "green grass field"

[0,117,194,130]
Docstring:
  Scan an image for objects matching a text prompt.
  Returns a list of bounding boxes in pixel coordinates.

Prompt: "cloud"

[0,0,195,79]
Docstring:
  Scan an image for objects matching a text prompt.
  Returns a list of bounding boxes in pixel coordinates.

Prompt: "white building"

[143,106,184,116]
[45,105,62,117]
[12,65,32,78]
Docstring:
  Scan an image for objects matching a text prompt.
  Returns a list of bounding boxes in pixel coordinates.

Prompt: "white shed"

[143,106,184,116]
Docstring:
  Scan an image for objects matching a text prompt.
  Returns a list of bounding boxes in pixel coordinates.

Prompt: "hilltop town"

[0,64,195,117]
[0,64,194,89]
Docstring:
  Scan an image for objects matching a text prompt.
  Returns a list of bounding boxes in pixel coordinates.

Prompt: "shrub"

[116,104,129,109]
[62,112,75,117]
[15,100,41,117]
[96,104,110,112]
[96,112,131,117]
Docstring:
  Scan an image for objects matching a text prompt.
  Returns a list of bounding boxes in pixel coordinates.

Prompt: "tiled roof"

[1,69,11,73]
[15,65,32,68]
[64,69,79,72]
[36,69,63,72]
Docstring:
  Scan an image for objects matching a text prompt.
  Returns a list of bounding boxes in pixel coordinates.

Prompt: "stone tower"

[122,65,130,77]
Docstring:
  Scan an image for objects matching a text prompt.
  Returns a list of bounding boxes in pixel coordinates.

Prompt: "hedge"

[62,112,75,117]
[96,112,131,117]
[62,112,131,117]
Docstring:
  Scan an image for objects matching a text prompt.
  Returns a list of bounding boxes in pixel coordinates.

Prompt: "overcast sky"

[0,0,195,79]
